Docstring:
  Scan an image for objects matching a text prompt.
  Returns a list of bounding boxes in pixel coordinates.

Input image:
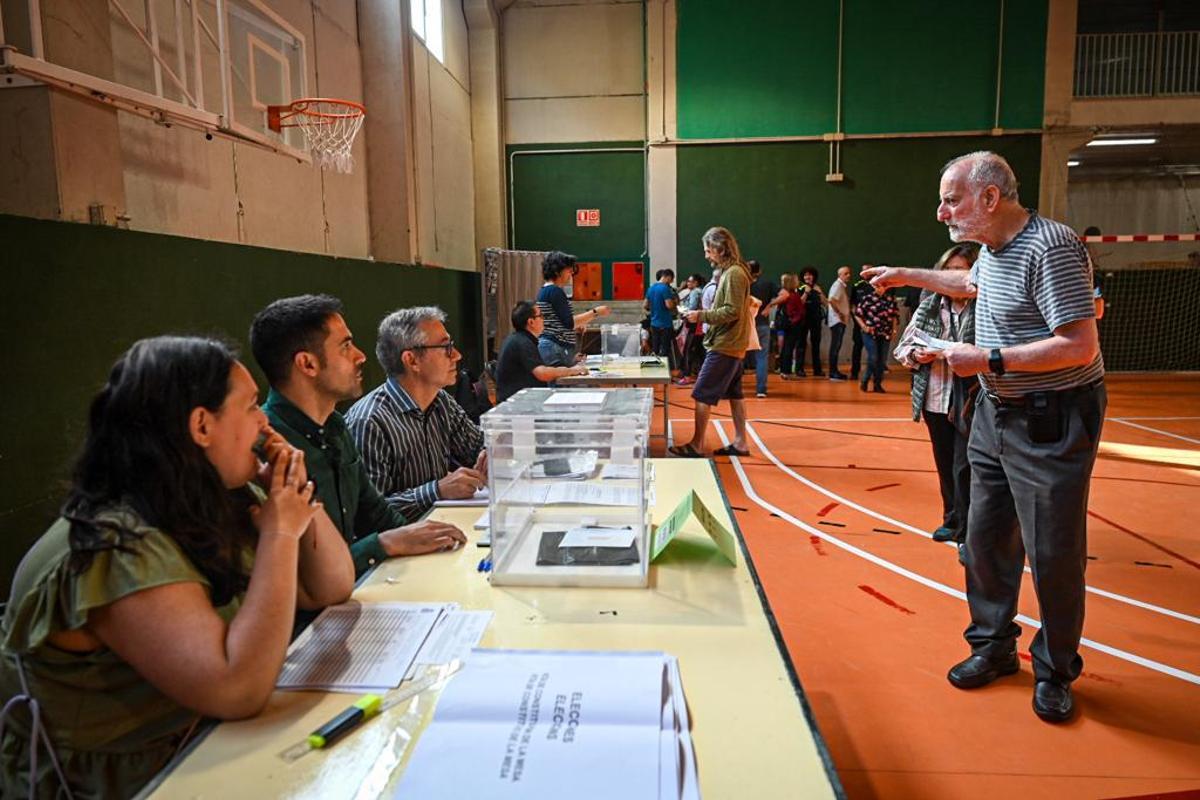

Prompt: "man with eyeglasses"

[250,296,467,578]
[346,306,488,521]
[496,300,589,404]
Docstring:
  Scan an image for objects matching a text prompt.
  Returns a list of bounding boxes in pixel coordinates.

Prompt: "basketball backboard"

[0,0,312,161]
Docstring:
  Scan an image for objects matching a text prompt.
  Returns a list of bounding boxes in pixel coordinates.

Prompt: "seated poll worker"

[250,295,467,576]
[495,300,588,403]
[346,306,487,520]
[0,336,354,798]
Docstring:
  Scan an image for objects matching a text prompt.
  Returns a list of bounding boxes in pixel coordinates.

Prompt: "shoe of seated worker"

[947,650,1020,689]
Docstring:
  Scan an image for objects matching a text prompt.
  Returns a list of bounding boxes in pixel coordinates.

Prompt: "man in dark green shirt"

[250,295,466,576]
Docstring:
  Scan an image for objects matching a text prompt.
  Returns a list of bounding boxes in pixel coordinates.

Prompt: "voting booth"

[480,387,653,587]
[600,322,644,364]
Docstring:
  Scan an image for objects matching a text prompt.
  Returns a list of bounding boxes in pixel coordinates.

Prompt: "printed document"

[393,649,697,800]
[276,602,446,692]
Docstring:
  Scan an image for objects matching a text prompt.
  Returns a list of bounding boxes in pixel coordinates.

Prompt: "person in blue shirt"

[644,268,679,371]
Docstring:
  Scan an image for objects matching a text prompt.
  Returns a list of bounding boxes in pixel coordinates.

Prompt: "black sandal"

[668,443,705,458]
[713,444,750,457]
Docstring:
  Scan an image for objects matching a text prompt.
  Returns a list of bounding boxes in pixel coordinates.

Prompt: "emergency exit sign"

[576,209,600,227]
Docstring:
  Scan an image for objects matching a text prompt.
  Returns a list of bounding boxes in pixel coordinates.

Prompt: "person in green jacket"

[671,226,754,458]
[249,295,467,578]
[1,336,355,798]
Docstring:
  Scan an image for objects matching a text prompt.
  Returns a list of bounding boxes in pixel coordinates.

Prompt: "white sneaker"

[755,392,767,398]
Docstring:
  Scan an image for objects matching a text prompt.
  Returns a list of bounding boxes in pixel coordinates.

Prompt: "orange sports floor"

[662,372,1200,800]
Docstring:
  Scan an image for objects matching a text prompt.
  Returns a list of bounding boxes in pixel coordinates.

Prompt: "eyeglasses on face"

[408,339,458,357]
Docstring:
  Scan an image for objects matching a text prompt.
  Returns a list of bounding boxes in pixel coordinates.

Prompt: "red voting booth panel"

[611,262,645,300]
[572,262,602,300]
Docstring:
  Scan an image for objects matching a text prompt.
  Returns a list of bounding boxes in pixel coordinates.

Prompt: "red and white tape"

[1079,233,1200,243]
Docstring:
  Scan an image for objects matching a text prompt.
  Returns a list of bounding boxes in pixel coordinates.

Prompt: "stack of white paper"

[393,649,699,800]
[276,602,449,692]
[403,610,494,680]
[434,487,490,507]
[497,481,640,507]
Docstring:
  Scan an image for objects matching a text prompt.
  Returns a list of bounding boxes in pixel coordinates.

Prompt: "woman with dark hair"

[794,266,828,377]
[895,243,980,561]
[0,336,354,798]
[535,251,610,366]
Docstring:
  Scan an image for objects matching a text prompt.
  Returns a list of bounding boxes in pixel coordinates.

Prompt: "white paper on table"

[277,602,446,692]
[545,482,638,506]
[393,649,670,800]
[559,526,636,548]
[435,487,490,507]
[494,482,638,507]
[544,391,606,406]
[404,610,494,680]
[599,463,640,480]
[911,328,955,352]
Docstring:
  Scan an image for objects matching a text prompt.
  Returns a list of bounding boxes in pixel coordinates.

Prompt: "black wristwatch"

[988,348,1006,376]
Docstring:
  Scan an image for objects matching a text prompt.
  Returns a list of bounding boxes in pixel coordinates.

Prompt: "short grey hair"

[942,151,1020,202]
[376,306,447,375]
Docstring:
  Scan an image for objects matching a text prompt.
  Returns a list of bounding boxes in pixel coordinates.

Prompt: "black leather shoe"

[932,526,956,542]
[1033,681,1074,723]
[947,652,1019,689]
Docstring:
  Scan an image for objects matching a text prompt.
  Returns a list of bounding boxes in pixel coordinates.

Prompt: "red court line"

[1088,510,1200,571]
[857,585,915,615]
[865,482,901,492]
[816,502,840,517]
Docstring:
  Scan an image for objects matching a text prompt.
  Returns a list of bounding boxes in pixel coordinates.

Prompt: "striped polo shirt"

[345,377,485,521]
[536,283,576,349]
[970,212,1105,398]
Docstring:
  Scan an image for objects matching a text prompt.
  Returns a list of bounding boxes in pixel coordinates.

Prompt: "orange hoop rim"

[267,97,366,132]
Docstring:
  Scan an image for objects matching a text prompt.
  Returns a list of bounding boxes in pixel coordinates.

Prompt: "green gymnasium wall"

[677,0,1048,138]
[508,143,648,296]
[0,214,481,598]
[675,134,1044,275]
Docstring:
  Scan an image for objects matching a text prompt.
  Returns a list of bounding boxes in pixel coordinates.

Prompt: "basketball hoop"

[267,98,366,174]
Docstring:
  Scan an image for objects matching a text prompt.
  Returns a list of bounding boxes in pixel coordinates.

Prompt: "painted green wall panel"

[677,0,1048,138]
[676,0,839,138]
[841,0,1000,133]
[1000,0,1049,129]
[676,135,1043,280]
[0,215,481,597]
[508,145,647,296]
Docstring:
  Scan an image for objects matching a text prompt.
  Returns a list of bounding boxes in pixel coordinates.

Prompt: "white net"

[291,100,365,174]
[1097,261,1200,371]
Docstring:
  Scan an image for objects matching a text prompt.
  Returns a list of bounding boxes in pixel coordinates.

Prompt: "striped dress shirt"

[345,377,485,521]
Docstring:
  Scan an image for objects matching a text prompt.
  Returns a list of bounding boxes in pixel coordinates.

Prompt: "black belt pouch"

[1025,390,1064,444]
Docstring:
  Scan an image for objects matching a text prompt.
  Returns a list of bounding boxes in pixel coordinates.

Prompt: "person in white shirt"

[825,266,852,381]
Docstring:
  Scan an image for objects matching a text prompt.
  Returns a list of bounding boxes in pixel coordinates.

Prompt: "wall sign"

[575,209,600,227]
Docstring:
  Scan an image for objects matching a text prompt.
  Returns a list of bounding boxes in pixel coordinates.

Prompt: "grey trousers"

[963,383,1106,684]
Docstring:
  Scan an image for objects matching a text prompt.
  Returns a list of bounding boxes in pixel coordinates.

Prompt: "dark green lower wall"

[676,134,1043,278]
[0,214,481,598]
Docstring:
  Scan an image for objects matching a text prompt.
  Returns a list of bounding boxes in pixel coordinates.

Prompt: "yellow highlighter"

[307,694,382,750]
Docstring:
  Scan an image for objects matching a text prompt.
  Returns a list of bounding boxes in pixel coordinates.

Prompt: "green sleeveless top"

[1,505,252,799]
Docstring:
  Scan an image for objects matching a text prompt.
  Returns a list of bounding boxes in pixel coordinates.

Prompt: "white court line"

[1116,417,1200,421]
[714,421,1200,686]
[742,420,1200,627]
[1109,418,1200,447]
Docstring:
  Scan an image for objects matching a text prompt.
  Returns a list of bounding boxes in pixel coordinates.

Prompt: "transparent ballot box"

[600,323,643,364]
[480,387,653,587]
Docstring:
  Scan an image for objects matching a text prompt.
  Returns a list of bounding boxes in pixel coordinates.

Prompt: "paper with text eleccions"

[392,649,699,800]
[276,602,447,692]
